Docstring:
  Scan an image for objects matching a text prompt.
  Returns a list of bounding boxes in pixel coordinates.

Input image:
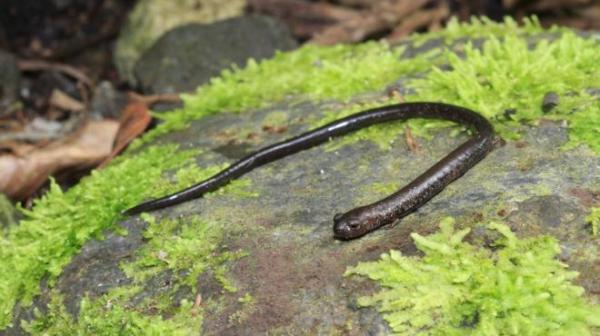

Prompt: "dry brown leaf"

[0,141,36,157]
[49,89,85,112]
[97,101,152,169]
[0,120,119,200]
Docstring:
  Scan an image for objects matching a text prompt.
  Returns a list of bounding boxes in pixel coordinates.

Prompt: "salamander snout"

[333,211,370,240]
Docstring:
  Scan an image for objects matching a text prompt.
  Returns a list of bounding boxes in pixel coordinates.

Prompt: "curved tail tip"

[122,206,141,217]
[121,209,134,216]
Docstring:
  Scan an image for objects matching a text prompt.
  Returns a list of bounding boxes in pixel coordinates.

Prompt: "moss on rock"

[345,218,600,335]
[1,16,599,334]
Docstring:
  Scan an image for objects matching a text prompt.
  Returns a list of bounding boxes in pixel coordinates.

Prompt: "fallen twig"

[388,3,450,41]
[248,0,361,38]
[49,89,85,112]
[48,25,121,60]
[127,92,182,106]
[310,0,431,44]
[18,59,94,90]
[334,0,384,8]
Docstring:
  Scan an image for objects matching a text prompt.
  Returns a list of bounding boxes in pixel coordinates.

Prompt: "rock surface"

[114,0,247,85]
[11,108,599,335]
[134,15,297,94]
[146,104,600,335]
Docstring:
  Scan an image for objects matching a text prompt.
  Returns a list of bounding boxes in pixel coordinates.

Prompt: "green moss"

[558,96,600,153]
[22,290,201,336]
[261,111,289,127]
[0,142,256,329]
[311,29,600,154]
[228,293,256,326]
[365,182,401,196]
[411,16,561,47]
[345,217,600,335]
[316,98,402,151]
[122,214,245,287]
[22,212,245,334]
[0,145,197,328]
[407,32,600,151]
[134,41,436,147]
[586,207,600,236]
[237,292,254,305]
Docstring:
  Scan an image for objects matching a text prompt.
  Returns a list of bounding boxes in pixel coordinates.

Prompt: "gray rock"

[15,104,595,335]
[542,91,559,113]
[134,15,297,94]
[113,0,246,84]
[0,50,21,117]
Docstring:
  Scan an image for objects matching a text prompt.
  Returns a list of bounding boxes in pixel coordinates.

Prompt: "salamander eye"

[347,220,360,229]
[333,213,343,222]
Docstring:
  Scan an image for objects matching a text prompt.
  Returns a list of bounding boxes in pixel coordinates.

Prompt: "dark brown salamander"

[123,102,495,240]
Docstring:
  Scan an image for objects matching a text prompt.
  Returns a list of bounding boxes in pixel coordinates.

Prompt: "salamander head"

[333,209,378,240]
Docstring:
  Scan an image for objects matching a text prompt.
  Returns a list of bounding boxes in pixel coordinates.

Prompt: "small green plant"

[411,16,561,46]
[0,145,196,328]
[408,32,600,151]
[22,214,246,335]
[22,290,201,336]
[345,218,600,335]
[122,214,246,287]
[586,207,600,236]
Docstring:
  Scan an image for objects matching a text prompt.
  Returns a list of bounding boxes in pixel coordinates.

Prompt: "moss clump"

[412,16,561,46]
[0,143,255,329]
[364,181,402,196]
[586,207,600,236]
[122,214,246,287]
[345,218,600,335]
[408,32,600,152]
[228,293,256,325]
[310,29,599,154]
[560,99,600,153]
[22,289,201,336]
[0,145,196,328]
[23,214,245,335]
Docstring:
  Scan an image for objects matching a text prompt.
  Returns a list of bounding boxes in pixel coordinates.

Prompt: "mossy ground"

[0,16,598,334]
